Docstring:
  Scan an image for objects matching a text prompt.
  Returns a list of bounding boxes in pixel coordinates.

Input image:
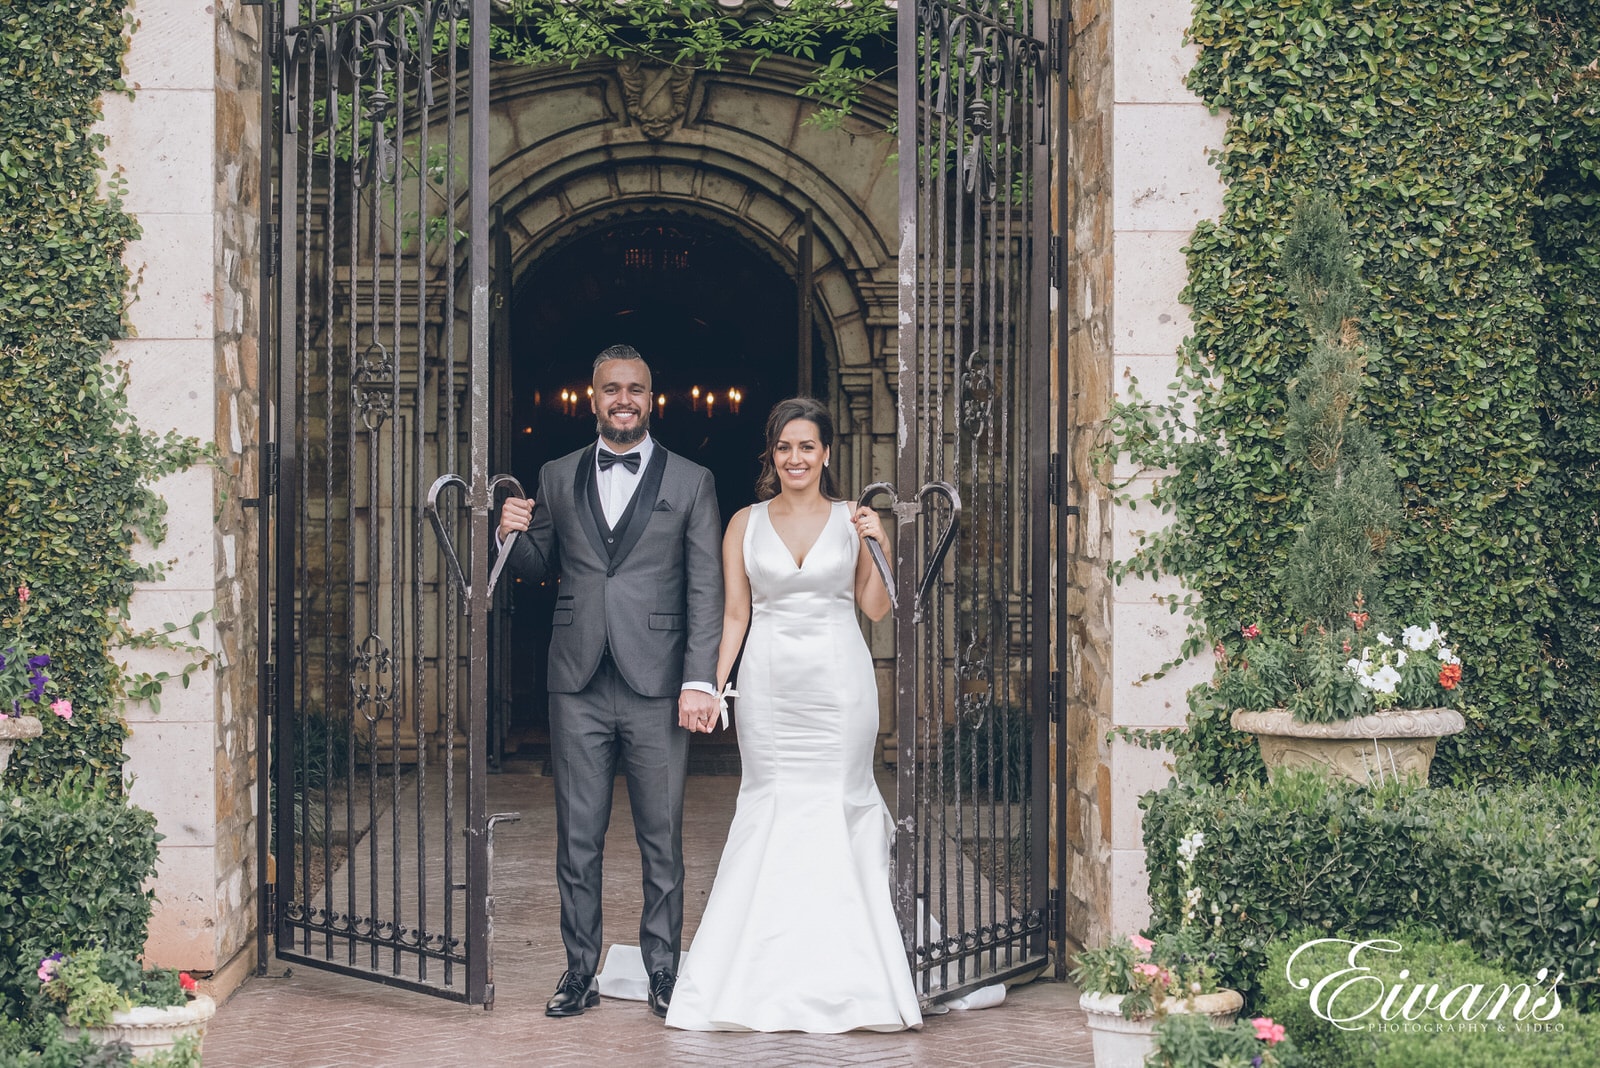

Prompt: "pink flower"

[179,972,197,992]
[1241,623,1261,639]
[37,960,56,983]
[50,699,72,720]
[1252,1017,1286,1045]
[17,585,29,604]
[1129,935,1155,953]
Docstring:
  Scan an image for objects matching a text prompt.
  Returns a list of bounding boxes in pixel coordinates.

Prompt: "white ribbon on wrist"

[715,681,738,731]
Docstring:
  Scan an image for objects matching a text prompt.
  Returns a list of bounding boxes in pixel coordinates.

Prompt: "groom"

[498,345,724,1019]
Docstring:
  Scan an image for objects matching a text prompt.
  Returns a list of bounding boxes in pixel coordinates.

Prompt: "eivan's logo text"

[1285,938,1564,1032]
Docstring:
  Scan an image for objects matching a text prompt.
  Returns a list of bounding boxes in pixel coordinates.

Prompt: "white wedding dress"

[665,499,923,1032]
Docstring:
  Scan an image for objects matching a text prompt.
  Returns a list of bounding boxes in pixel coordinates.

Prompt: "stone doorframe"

[475,56,906,742]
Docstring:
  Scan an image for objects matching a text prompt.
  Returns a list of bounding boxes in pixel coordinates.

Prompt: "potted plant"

[1146,1013,1304,1068]
[34,947,214,1062]
[1071,926,1244,1067]
[1221,197,1464,783]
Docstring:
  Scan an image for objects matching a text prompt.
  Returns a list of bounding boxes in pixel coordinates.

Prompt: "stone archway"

[477,56,906,753]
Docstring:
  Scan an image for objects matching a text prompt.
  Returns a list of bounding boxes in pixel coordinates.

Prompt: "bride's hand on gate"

[851,505,887,549]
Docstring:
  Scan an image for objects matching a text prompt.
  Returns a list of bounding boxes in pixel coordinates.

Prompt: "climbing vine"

[494,0,895,128]
[1110,0,1600,785]
[0,0,204,789]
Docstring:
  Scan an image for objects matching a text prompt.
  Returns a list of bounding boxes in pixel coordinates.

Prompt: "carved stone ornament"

[618,58,694,140]
[1231,707,1467,787]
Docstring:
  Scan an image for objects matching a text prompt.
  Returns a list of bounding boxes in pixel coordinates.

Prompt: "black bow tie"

[597,448,642,473]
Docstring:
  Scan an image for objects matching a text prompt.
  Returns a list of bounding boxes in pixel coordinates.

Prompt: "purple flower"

[27,669,47,702]
[28,653,49,668]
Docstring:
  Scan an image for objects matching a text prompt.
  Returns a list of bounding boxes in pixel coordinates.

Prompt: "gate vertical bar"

[270,0,301,971]
[256,0,279,980]
[893,0,924,983]
[465,0,494,1008]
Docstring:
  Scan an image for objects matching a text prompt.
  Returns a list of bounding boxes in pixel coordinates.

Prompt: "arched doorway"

[495,214,825,758]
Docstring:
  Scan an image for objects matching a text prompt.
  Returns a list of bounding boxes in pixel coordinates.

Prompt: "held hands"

[678,688,719,734]
[499,496,535,540]
[851,505,888,549]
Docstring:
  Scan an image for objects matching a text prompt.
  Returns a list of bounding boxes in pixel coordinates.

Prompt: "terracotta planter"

[1079,989,1243,1067]
[64,994,215,1062]
[0,715,42,779]
[1231,707,1465,786]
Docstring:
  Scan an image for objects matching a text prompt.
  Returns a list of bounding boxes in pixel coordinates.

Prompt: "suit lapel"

[572,444,610,562]
[609,444,670,568]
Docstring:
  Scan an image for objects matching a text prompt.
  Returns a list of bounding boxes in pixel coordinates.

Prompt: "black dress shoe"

[546,971,599,1017]
[647,969,676,1018]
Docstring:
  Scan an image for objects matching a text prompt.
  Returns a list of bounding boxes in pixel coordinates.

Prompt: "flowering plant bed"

[1,585,72,723]
[33,948,212,1062]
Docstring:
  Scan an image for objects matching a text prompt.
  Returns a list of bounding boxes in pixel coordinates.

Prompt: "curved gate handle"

[912,481,960,624]
[426,473,471,596]
[426,473,528,604]
[857,480,962,623]
[484,475,528,603]
[857,481,901,612]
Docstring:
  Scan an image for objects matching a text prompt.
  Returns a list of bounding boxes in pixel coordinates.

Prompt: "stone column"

[1064,0,1226,948]
[100,0,262,990]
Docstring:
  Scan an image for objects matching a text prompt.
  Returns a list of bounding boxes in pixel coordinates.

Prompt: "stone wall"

[102,0,262,980]
[1063,0,1227,948]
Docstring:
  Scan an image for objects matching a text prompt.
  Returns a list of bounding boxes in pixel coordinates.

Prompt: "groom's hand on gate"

[499,496,534,540]
[678,688,718,733]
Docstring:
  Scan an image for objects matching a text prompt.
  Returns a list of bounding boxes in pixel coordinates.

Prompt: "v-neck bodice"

[744,500,858,621]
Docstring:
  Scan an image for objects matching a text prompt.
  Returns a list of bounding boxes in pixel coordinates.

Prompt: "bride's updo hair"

[755,397,842,502]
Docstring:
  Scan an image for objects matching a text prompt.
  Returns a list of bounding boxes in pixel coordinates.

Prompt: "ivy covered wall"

[1127,0,1600,785]
[0,0,158,787]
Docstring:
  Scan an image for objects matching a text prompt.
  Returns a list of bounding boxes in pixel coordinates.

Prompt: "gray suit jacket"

[505,442,724,698]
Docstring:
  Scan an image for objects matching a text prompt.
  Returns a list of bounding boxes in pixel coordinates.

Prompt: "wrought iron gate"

[259,0,504,1004]
[894,0,1055,1001]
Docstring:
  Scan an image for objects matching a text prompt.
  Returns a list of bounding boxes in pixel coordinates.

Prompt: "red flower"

[1241,624,1260,639]
[1213,641,1228,664]
[1348,610,1369,630]
[17,585,28,604]
[1439,663,1462,690]
[179,972,197,993]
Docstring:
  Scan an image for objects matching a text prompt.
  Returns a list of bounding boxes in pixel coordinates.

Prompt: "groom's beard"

[597,409,649,446]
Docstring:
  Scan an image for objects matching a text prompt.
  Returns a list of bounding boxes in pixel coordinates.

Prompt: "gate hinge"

[1048,234,1064,290]
[1049,452,1061,506]
[265,881,278,932]
[1049,17,1062,73]
[264,662,278,719]
[242,443,278,509]
[1048,670,1062,723]
[1048,887,1063,940]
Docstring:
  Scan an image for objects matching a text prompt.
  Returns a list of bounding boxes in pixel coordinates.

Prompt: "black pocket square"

[653,499,674,512]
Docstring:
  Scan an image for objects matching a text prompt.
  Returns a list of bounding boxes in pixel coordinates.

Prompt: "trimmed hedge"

[1118,0,1600,785]
[1260,927,1598,1068]
[0,776,159,1020]
[1140,774,1600,1011]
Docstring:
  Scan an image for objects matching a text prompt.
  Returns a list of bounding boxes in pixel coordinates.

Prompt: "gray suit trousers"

[549,653,688,977]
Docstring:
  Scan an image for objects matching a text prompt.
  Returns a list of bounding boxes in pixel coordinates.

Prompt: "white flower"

[1177,831,1206,864]
[1376,632,1393,647]
[1370,665,1401,693]
[1396,650,1407,668]
[1346,658,1362,672]
[1401,625,1431,651]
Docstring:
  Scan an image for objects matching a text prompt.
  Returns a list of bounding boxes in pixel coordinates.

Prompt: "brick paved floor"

[205,764,1094,1068]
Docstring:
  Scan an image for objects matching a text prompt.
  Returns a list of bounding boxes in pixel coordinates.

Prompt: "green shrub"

[0,775,160,1019]
[1141,773,1600,1010]
[1259,926,1597,1068]
[1149,1013,1307,1068]
[1115,0,1600,786]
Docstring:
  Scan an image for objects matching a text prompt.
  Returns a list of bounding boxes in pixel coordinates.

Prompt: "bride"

[665,396,922,1033]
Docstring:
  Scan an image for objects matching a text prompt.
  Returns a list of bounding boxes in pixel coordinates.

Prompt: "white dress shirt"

[596,435,653,528]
